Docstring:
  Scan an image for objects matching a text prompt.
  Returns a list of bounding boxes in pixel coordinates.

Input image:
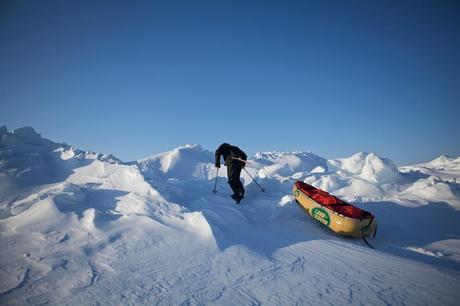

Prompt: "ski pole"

[212,167,219,193]
[243,168,265,192]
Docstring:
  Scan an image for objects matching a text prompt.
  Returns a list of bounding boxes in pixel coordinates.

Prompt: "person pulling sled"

[215,143,247,203]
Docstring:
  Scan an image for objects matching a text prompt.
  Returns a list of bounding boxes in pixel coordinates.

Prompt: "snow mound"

[0,126,69,196]
[254,151,327,177]
[328,152,369,174]
[137,144,214,180]
[0,128,217,304]
[328,152,401,184]
[402,176,460,208]
[416,154,460,171]
[361,153,401,183]
[425,154,460,166]
[0,126,121,203]
[400,154,460,179]
[1,126,57,154]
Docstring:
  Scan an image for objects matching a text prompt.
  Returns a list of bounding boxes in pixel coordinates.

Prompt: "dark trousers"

[227,162,245,196]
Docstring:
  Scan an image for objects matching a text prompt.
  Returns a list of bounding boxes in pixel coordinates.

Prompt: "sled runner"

[293,181,377,240]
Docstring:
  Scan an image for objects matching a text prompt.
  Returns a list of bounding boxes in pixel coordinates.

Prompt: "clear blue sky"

[1,0,459,165]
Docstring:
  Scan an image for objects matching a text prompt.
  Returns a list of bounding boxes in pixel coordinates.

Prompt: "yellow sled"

[293,181,377,238]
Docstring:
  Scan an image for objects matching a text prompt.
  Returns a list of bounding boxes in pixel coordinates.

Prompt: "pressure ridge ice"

[1,126,460,305]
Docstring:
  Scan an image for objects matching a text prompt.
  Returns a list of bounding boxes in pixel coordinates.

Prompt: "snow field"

[1,126,460,305]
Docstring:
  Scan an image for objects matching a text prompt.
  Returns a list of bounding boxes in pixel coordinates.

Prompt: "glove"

[215,164,221,168]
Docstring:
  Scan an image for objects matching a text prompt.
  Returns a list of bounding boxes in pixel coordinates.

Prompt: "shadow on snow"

[54,185,128,229]
[149,175,460,271]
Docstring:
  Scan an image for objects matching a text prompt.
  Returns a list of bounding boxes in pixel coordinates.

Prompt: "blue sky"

[1,0,459,165]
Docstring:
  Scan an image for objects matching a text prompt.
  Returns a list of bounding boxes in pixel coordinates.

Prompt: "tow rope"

[362,217,377,249]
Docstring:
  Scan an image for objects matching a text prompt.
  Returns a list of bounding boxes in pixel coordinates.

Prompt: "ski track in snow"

[1,127,460,305]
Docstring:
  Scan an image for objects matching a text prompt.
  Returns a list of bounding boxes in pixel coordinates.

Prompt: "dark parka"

[214,143,247,167]
[215,143,247,201]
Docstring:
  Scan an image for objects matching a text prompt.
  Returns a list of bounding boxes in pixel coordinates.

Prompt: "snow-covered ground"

[1,126,459,305]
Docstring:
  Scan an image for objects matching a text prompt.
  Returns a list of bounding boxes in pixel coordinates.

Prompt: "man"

[215,143,247,204]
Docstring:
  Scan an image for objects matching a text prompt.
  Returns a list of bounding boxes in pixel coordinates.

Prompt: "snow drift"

[137,144,214,180]
[1,126,460,305]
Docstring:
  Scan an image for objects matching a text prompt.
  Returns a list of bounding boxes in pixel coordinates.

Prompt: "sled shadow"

[148,175,460,269]
[359,201,460,270]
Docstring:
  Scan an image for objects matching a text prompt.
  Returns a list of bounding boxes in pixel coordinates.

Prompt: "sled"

[293,181,377,239]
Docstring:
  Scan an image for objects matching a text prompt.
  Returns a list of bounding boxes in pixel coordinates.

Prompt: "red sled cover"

[295,181,373,220]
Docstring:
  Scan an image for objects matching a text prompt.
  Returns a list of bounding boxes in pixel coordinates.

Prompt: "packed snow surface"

[1,126,460,305]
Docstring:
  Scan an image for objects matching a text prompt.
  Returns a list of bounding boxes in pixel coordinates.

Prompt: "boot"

[231,193,243,204]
